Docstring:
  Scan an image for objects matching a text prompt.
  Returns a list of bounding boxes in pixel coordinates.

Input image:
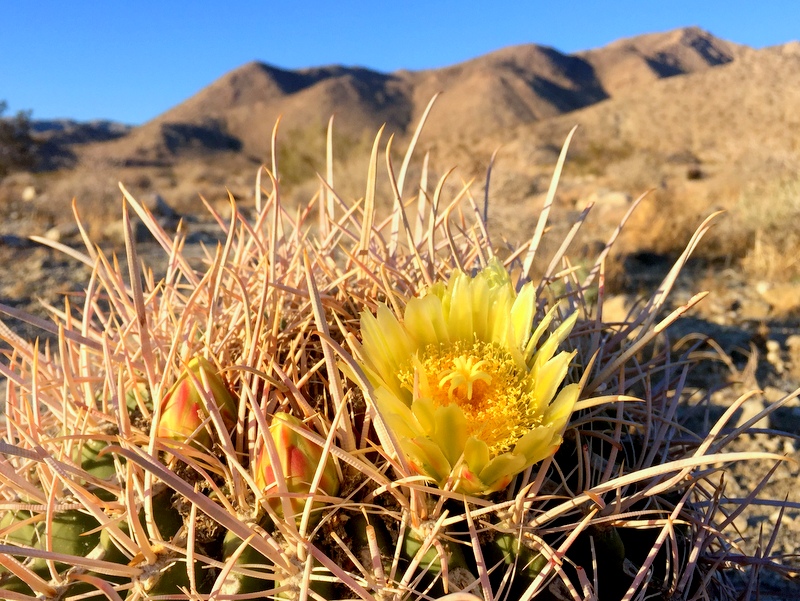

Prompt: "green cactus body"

[590,524,626,571]
[0,509,102,594]
[1,509,100,569]
[220,530,275,595]
[485,533,547,581]
[98,522,133,567]
[403,527,466,573]
[345,512,392,574]
[77,437,118,481]
[124,506,213,597]
[150,489,185,541]
[276,566,334,601]
[125,381,153,414]
[0,575,33,596]
[0,510,39,550]
[400,525,477,595]
[43,510,100,556]
[98,486,183,564]
[0,510,39,592]
[131,556,203,598]
[220,531,335,599]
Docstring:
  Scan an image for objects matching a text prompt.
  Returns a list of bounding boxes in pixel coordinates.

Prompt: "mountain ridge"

[76,26,745,166]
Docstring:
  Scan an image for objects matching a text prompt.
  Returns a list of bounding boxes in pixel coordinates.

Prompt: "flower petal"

[533,350,576,409]
[432,404,467,466]
[402,436,452,484]
[526,308,577,365]
[463,436,490,475]
[481,257,512,288]
[513,423,558,466]
[544,383,581,432]
[453,464,489,495]
[531,311,578,368]
[470,273,491,341]
[411,397,436,435]
[361,305,416,387]
[511,282,536,350]
[524,304,558,362]
[375,387,422,440]
[551,311,578,347]
[404,294,450,347]
[477,452,528,492]
[446,272,474,342]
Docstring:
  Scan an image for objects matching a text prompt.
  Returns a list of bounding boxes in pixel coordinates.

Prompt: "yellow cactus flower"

[357,258,579,495]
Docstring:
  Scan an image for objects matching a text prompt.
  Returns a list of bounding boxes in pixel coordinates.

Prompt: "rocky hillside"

[74,26,743,166]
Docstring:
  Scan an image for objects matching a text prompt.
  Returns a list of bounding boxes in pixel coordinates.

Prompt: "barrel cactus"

[0,114,791,600]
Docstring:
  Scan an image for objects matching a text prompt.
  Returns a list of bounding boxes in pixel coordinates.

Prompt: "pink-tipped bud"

[156,357,236,448]
[254,412,340,523]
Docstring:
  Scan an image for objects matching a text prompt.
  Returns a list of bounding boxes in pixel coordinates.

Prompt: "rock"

[735,397,770,429]
[102,219,149,246]
[763,386,791,404]
[732,513,749,534]
[733,297,771,321]
[21,185,37,202]
[765,339,785,373]
[785,335,800,380]
[773,407,800,434]
[142,193,178,219]
[755,281,771,296]
[756,282,800,315]
[215,202,235,221]
[44,223,80,243]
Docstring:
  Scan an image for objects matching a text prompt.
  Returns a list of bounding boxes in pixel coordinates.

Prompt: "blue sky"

[2,1,797,125]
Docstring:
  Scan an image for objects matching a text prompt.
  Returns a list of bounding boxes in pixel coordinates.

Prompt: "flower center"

[398,341,541,455]
[438,355,492,400]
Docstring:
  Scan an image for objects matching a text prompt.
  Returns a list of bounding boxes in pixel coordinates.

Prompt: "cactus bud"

[254,412,340,524]
[156,357,236,448]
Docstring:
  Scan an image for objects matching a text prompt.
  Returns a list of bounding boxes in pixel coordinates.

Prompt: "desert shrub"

[0,101,38,177]
[731,176,800,281]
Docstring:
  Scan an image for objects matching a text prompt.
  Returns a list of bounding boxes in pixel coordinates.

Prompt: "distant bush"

[277,123,370,188]
[0,100,37,177]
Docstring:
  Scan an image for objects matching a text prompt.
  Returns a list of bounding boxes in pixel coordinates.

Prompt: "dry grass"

[0,109,797,600]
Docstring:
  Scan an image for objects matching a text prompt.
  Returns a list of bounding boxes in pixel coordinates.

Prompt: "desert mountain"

[577,26,745,95]
[79,26,742,166]
[523,42,800,169]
